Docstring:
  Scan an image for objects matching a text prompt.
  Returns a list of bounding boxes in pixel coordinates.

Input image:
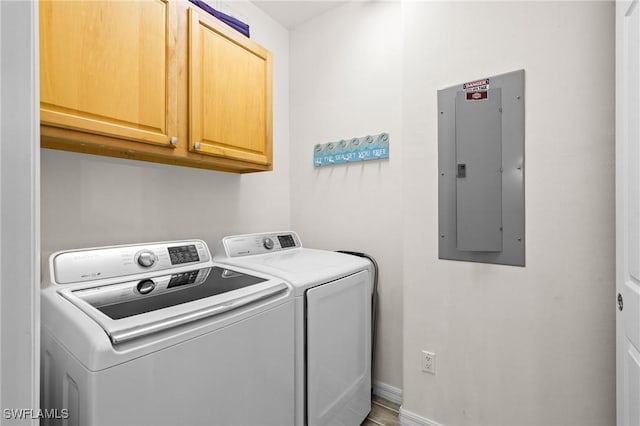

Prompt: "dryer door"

[306,270,372,426]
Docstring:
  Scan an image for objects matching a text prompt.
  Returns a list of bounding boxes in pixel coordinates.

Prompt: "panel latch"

[457,163,466,178]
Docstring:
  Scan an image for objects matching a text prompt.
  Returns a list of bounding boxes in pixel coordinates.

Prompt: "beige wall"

[402,1,615,424]
[290,1,404,392]
[41,1,290,261]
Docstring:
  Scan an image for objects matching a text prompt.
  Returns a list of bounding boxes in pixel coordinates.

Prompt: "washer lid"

[79,267,266,320]
[59,266,290,344]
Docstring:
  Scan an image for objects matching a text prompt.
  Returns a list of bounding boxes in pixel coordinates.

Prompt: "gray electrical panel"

[438,70,525,267]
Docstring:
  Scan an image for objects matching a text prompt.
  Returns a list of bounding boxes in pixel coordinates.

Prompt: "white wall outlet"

[422,350,436,374]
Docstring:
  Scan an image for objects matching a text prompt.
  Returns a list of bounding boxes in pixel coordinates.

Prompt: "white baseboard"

[399,407,443,426]
[371,382,443,426]
[372,381,403,405]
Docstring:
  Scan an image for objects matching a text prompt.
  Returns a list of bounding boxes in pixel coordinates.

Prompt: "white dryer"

[214,232,373,426]
[41,240,295,426]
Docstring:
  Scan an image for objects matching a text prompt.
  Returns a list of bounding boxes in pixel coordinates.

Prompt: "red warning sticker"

[466,91,488,101]
[463,79,490,91]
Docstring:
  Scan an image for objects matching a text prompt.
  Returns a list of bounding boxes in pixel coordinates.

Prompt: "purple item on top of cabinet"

[188,0,250,38]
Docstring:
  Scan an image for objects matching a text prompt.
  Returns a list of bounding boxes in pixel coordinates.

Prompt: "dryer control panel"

[215,232,301,258]
[51,240,211,285]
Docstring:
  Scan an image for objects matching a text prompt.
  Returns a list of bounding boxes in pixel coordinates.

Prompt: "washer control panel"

[217,232,301,258]
[51,240,211,285]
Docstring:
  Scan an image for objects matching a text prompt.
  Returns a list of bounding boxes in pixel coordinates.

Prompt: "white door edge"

[0,0,40,422]
[616,1,640,424]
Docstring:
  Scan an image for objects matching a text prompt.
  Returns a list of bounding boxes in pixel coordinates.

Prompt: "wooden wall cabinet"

[40,0,273,173]
[188,8,272,167]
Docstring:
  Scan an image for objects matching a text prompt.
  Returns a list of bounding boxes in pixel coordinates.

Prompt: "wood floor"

[362,396,401,426]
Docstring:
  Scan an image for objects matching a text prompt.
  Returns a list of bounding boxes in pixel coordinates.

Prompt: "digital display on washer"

[168,270,200,288]
[93,267,266,320]
[277,235,296,248]
[168,245,199,265]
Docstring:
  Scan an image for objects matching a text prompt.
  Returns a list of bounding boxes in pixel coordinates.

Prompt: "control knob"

[263,237,275,250]
[136,250,157,267]
[137,279,156,295]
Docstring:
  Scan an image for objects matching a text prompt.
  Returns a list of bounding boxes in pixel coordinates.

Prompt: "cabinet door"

[40,0,177,147]
[188,8,273,167]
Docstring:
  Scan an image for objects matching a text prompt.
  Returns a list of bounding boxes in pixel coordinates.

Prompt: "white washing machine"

[41,240,295,426]
[214,232,373,426]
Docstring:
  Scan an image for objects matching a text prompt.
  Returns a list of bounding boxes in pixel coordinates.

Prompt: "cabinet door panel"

[40,0,177,146]
[189,8,272,167]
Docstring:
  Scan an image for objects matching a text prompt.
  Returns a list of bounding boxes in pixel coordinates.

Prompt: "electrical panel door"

[455,88,503,252]
[438,70,525,266]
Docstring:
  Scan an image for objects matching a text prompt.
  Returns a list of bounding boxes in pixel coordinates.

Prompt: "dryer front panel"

[305,270,372,426]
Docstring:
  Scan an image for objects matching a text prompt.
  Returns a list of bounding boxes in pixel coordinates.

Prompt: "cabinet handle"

[194,142,201,150]
[170,136,178,146]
